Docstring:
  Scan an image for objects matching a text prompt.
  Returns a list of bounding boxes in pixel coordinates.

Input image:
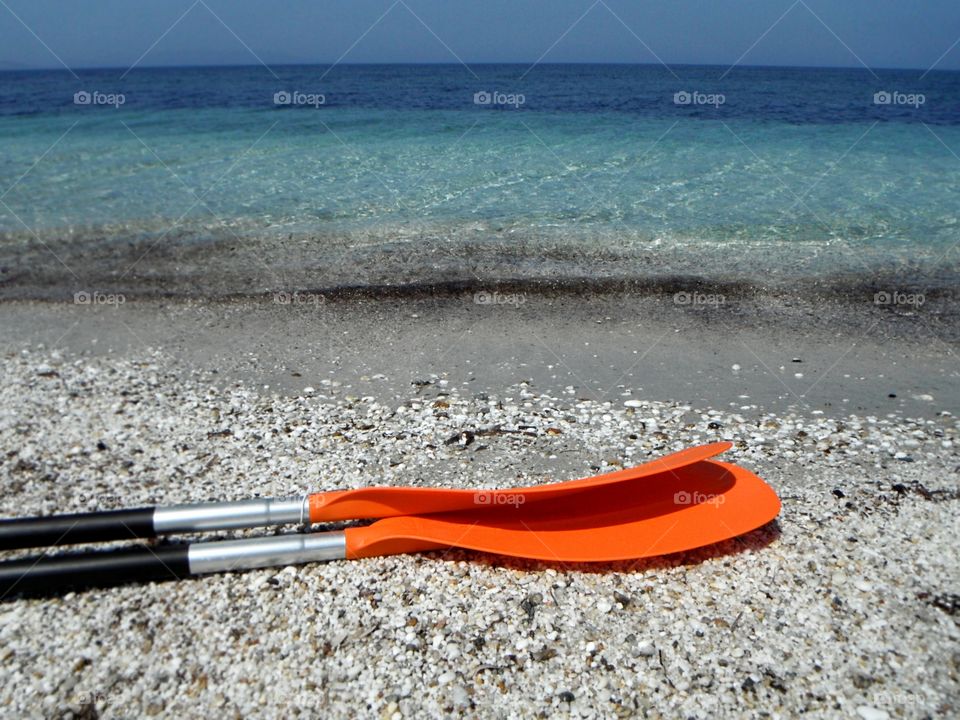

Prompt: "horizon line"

[0,60,957,75]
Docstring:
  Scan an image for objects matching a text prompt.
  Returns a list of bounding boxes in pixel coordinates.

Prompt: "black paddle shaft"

[0,508,156,551]
[0,544,190,598]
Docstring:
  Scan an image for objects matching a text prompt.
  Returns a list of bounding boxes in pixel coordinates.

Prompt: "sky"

[1,0,958,72]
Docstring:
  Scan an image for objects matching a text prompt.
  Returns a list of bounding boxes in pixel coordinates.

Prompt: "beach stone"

[635,642,656,657]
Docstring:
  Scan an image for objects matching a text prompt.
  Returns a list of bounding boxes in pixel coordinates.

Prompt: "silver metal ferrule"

[187,531,346,574]
[153,497,308,534]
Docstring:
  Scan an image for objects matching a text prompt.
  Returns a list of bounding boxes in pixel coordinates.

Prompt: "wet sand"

[0,288,956,418]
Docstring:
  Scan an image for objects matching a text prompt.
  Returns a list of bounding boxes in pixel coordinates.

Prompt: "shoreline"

[3,223,958,305]
[3,273,955,303]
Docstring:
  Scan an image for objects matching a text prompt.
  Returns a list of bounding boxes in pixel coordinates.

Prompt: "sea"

[0,63,958,298]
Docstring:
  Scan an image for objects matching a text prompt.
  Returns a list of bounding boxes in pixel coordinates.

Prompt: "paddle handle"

[0,531,346,598]
[0,545,190,597]
[0,497,310,551]
[0,508,156,550]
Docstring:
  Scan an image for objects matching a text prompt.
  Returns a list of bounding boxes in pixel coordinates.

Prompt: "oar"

[0,442,731,550]
[0,459,780,597]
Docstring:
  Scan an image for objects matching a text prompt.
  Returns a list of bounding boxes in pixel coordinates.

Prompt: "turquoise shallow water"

[0,64,958,291]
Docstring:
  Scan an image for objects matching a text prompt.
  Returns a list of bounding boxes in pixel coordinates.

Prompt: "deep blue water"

[3,64,958,122]
[0,64,958,287]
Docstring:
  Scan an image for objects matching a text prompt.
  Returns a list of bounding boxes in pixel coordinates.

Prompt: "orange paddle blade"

[345,460,780,562]
[310,442,732,522]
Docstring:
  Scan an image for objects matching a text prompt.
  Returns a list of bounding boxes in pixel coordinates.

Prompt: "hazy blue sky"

[1,0,958,72]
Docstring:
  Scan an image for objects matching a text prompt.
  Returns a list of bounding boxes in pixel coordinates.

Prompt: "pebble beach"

[2,10,959,718]
[0,348,957,719]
